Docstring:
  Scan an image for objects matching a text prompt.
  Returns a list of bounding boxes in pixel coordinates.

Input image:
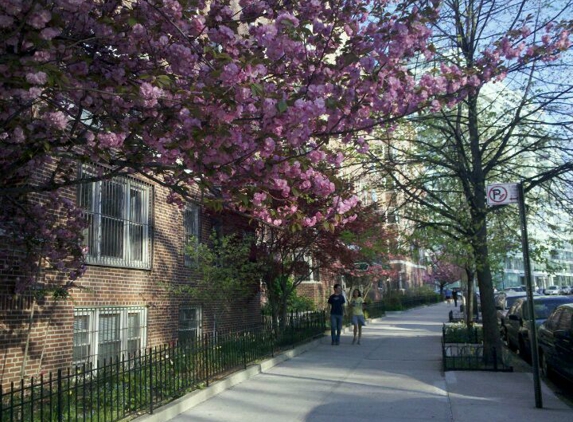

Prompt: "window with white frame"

[73,307,147,366]
[308,254,320,282]
[178,306,202,343]
[183,203,201,266]
[78,169,152,269]
[295,251,320,283]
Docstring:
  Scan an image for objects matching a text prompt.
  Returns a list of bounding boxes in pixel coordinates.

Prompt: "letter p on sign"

[486,183,519,206]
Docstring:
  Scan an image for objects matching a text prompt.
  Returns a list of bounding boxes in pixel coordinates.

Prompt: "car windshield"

[506,295,526,308]
[523,299,573,320]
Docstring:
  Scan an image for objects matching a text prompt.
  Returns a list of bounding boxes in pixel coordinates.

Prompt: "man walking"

[328,284,346,345]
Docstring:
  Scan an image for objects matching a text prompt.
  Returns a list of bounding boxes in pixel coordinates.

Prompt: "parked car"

[544,286,562,295]
[504,286,526,293]
[561,285,572,295]
[504,296,573,362]
[537,303,573,382]
[496,291,528,340]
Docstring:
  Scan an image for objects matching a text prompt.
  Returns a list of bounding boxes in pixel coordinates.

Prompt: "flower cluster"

[0,0,570,293]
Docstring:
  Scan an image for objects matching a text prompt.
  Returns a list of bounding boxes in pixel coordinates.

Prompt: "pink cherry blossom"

[1,0,570,294]
[26,71,48,85]
[44,111,68,130]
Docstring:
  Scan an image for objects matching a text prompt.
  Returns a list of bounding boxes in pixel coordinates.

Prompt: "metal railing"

[442,324,513,372]
[341,301,386,326]
[1,311,326,422]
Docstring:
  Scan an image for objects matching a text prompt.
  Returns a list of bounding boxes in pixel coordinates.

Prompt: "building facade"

[497,242,573,292]
[0,172,261,388]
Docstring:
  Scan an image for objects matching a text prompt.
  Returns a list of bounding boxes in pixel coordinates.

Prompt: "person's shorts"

[352,315,366,326]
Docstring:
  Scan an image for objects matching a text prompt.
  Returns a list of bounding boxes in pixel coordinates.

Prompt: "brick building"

[0,171,261,388]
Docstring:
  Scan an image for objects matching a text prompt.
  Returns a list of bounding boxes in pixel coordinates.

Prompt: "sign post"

[486,182,542,408]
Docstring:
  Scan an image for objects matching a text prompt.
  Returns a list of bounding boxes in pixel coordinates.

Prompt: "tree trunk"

[467,93,503,364]
[279,294,289,332]
[464,267,475,326]
[21,299,36,379]
[472,215,503,364]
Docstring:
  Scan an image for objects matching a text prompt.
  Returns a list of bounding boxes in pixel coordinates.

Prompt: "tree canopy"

[1,0,569,298]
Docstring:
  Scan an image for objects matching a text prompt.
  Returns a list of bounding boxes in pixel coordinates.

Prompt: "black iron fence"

[384,294,441,311]
[442,324,513,372]
[1,310,326,422]
[341,300,386,326]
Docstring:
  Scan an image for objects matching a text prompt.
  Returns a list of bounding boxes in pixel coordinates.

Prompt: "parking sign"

[486,183,519,206]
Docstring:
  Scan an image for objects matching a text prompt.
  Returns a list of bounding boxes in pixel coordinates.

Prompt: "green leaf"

[325,97,338,109]
[276,99,288,114]
[250,83,264,97]
[156,75,172,87]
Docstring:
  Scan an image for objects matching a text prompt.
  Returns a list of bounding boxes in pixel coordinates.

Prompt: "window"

[386,208,398,224]
[178,306,202,343]
[183,203,201,266]
[73,307,147,366]
[545,308,562,331]
[78,170,152,269]
[555,308,573,333]
[295,252,320,283]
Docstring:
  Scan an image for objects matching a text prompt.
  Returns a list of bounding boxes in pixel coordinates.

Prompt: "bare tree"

[363,0,573,363]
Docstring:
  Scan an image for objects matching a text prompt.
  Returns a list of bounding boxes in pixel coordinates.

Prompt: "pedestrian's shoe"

[357,340,361,345]
[331,340,335,345]
[352,338,356,345]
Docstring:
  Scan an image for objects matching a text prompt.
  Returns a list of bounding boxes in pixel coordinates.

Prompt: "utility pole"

[486,182,542,408]
[517,182,542,408]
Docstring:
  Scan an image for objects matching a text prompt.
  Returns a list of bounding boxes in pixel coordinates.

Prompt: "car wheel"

[540,351,552,378]
[507,335,517,352]
[518,337,530,363]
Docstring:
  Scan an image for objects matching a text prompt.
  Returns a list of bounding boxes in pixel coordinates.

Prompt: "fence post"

[441,325,446,371]
[203,333,211,387]
[291,312,295,347]
[271,326,275,357]
[57,369,63,422]
[242,332,247,369]
[149,347,154,415]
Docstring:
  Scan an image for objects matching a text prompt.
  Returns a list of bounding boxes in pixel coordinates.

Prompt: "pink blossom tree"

[424,256,462,295]
[1,0,508,294]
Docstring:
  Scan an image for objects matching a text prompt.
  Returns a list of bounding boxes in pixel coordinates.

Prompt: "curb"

[132,337,323,422]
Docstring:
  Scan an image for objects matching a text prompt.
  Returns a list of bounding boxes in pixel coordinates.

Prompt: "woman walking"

[350,289,366,345]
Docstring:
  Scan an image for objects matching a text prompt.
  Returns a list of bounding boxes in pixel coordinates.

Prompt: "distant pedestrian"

[452,289,459,307]
[350,289,366,345]
[445,288,452,304]
[328,284,346,345]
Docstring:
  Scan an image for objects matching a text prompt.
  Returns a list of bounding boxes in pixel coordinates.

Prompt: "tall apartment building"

[496,215,573,291]
[349,135,429,293]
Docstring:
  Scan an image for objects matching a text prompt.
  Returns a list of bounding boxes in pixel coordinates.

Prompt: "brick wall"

[297,282,327,310]
[0,295,72,384]
[296,267,343,310]
[0,179,261,389]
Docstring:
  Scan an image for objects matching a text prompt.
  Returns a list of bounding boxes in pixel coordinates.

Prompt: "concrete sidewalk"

[135,302,572,422]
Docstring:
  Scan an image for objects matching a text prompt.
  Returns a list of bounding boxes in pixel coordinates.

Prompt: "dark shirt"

[328,293,346,315]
